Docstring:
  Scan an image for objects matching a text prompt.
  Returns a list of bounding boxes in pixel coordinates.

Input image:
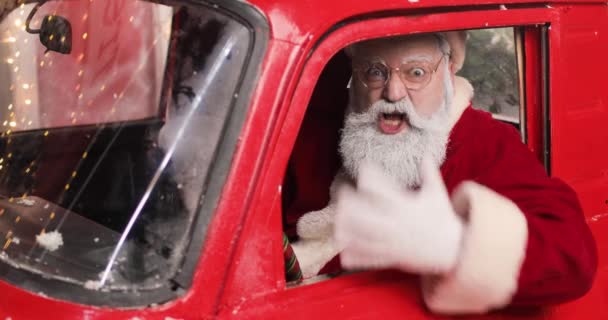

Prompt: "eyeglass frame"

[352,53,450,91]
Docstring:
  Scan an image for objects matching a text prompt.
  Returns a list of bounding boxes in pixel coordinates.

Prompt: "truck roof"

[247,0,606,43]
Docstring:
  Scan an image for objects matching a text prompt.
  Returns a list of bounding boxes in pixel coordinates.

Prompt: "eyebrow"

[357,54,435,65]
[400,54,434,64]
[363,56,388,64]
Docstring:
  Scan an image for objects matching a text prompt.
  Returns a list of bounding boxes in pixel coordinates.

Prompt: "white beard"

[340,70,453,188]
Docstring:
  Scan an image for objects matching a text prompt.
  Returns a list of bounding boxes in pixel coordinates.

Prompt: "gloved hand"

[334,157,464,275]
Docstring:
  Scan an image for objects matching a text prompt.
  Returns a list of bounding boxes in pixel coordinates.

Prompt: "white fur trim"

[296,171,350,239]
[297,205,336,239]
[293,171,351,278]
[294,205,340,277]
[291,238,341,278]
[447,76,474,130]
[421,181,528,314]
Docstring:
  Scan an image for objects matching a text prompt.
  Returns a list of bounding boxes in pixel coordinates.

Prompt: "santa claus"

[289,31,597,314]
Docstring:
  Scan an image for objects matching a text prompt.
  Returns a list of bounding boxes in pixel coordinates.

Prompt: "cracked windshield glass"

[0,0,250,297]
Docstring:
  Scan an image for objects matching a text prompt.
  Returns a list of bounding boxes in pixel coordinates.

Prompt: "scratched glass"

[0,0,252,307]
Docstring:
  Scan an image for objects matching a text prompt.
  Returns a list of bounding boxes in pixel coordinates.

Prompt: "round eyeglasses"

[354,54,448,91]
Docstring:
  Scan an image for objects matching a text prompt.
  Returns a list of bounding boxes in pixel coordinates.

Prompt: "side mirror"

[25,2,72,54]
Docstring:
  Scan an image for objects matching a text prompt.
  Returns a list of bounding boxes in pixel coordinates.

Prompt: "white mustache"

[349,97,449,133]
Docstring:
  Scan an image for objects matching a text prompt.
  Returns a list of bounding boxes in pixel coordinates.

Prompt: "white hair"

[345,33,451,59]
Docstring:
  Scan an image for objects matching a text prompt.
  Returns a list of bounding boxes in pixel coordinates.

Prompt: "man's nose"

[382,72,408,102]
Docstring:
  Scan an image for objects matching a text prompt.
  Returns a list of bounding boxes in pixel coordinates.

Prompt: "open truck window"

[460,28,522,134]
[0,0,252,307]
[283,27,529,285]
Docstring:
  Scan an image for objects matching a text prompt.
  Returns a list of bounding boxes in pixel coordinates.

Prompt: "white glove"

[334,157,464,274]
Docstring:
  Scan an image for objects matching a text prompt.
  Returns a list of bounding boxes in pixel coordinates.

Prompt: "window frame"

[223,5,557,315]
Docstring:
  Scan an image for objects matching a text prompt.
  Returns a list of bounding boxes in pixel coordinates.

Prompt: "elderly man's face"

[340,34,454,187]
[350,35,451,134]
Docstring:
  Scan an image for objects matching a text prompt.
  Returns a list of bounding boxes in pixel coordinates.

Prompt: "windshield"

[0,0,252,305]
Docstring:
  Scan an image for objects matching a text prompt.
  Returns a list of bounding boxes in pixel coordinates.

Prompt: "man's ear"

[449,61,457,84]
[448,60,457,74]
[444,30,467,73]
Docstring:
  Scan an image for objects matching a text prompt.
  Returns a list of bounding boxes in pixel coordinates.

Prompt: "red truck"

[0,0,606,318]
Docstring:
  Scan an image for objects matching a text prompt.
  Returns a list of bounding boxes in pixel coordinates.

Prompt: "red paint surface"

[523,27,544,164]
[2,0,608,319]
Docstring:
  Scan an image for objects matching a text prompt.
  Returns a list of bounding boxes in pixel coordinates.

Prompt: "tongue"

[378,114,406,134]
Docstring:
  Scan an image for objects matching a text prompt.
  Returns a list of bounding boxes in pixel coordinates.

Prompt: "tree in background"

[459,28,520,121]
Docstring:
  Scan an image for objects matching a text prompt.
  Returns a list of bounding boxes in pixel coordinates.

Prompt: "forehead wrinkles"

[359,53,433,65]
[356,41,439,65]
[401,54,434,63]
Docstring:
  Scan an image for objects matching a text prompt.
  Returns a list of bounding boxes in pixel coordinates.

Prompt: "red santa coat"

[437,100,597,309]
[284,76,597,313]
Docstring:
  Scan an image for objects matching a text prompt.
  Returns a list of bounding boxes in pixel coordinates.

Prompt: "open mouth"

[378,112,408,134]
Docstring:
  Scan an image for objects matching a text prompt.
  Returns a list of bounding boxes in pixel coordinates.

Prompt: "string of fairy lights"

[1,4,83,253]
[0,0,175,272]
